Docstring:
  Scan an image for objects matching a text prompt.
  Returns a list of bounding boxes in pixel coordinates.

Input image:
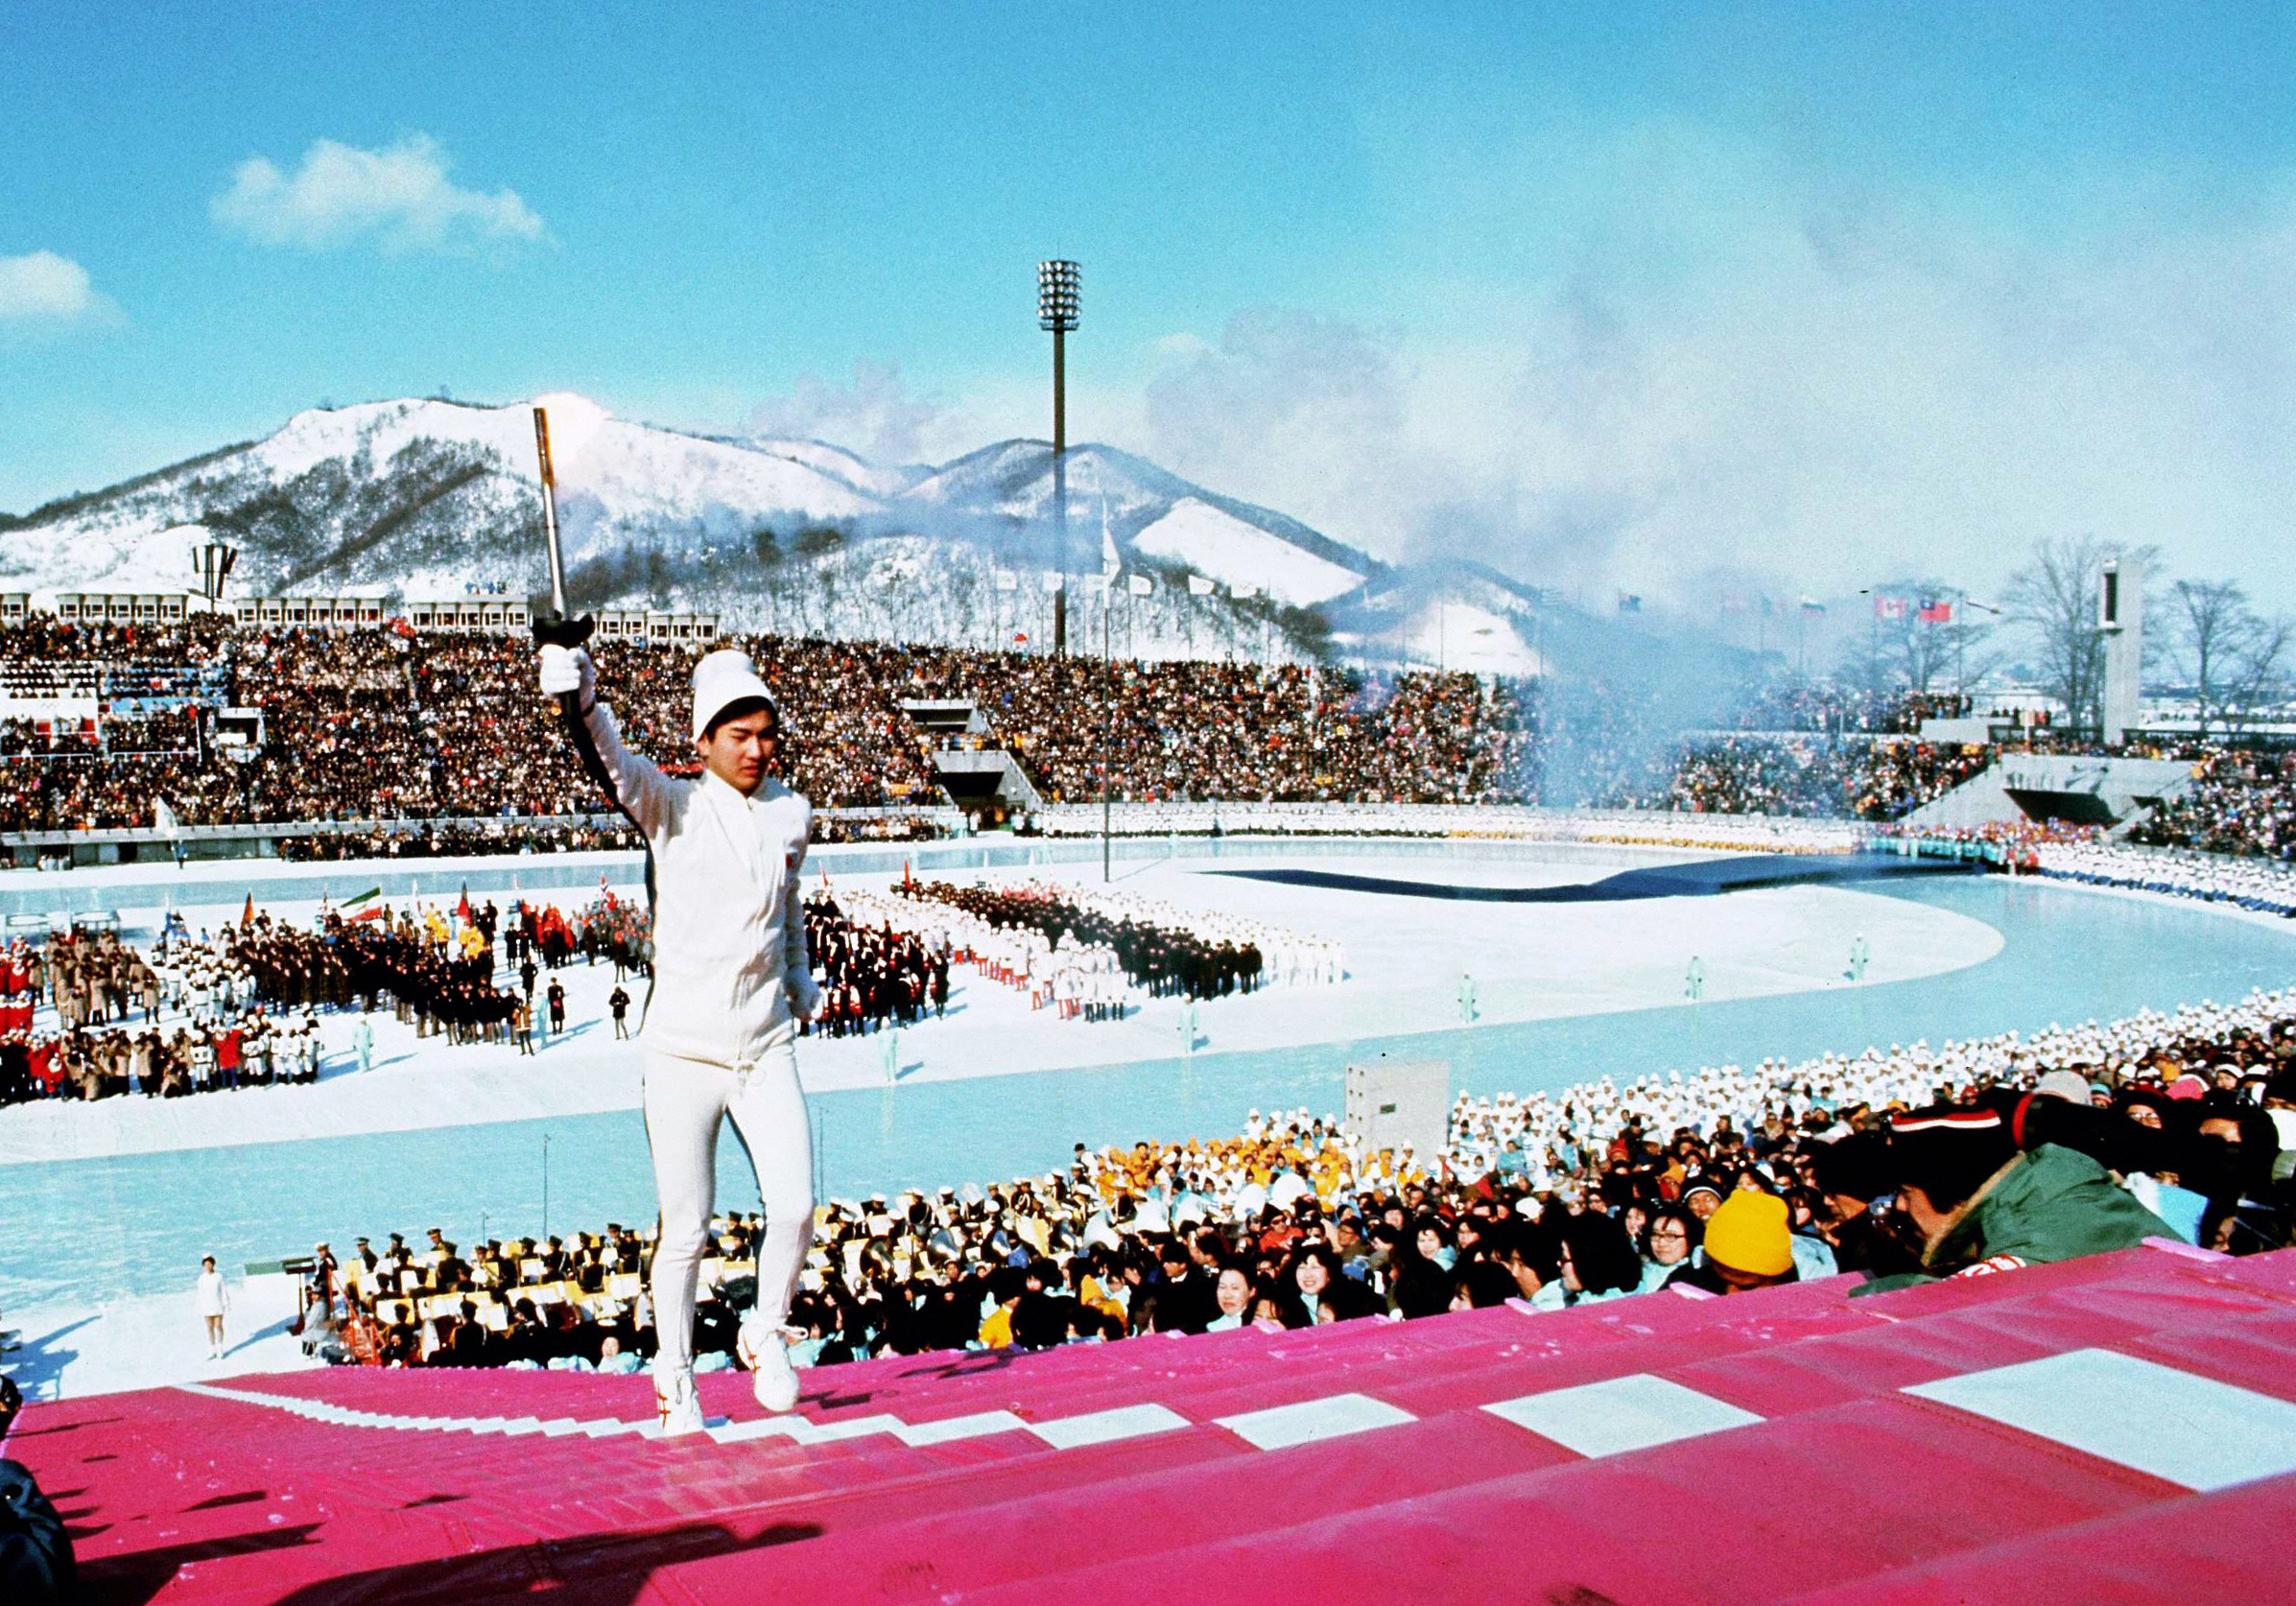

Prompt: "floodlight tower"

[1038,259,1080,654]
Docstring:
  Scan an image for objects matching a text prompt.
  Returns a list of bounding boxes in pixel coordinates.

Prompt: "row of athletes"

[798,895,952,1038]
[894,881,1266,1000]
[0,1012,325,1101]
[19,932,161,1028]
[231,917,528,1040]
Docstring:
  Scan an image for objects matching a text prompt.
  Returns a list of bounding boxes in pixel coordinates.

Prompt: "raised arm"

[537,645,674,837]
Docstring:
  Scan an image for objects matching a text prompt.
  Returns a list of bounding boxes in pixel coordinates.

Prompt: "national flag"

[1126,573,1154,596]
[903,859,914,889]
[1618,593,1642,614]
[1013,631,1029,644]
[1919,599,1955,625]
[1799,597,1827,615]
[1874,596,1909,620]
[348,902,389,925]
[240,893,254,929]
[1721,593,1747,613]
[341,886,381,914]
[456,884,471,922]
[1187,575,1218,597]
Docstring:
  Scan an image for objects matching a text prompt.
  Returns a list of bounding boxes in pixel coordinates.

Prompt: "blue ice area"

[5,875,2292,1307]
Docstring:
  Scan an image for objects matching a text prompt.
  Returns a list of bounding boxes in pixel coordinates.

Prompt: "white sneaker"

[652,1365,705,1437]
[738,1318,800,1413]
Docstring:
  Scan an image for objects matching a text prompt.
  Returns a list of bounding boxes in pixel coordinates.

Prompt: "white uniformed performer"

[538,643,822,1435]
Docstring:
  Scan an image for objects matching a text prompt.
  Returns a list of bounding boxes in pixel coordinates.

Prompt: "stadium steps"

[19,1242,2296,1604]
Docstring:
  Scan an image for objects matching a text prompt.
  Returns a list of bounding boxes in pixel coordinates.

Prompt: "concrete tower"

[2099,557,2143,746]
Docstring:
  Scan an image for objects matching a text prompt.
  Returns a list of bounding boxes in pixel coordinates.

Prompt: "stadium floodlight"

[1038,260,1080,653]
[1036,259,1080,333]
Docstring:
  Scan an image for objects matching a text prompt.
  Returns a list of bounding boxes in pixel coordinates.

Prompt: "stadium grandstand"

[6,615,2290,860]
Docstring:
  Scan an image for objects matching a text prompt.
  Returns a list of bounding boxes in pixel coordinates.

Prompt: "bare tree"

[2003,535,2157,732]
[2169,578,2292,732]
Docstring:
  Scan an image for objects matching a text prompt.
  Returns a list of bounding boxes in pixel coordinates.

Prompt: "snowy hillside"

[0,392,1439,665]
[1132,498,1365,607]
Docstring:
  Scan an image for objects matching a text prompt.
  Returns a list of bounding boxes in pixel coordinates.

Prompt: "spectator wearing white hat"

[538,643,822,1434]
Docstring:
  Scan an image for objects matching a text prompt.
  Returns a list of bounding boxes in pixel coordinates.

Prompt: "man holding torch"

[532,407,819,1436]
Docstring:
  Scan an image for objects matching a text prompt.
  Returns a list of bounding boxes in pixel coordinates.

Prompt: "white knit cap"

[690,649,778,741]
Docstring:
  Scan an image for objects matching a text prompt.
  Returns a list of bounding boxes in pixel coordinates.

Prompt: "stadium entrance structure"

[902,697,1044,820]
[1904,752,2194,836]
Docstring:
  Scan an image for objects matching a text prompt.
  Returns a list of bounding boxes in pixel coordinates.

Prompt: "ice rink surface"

[5,836,2293,1400]
[0,847,2000,1167]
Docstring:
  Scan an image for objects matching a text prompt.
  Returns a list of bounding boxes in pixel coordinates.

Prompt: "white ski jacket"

[581,700,819,1068]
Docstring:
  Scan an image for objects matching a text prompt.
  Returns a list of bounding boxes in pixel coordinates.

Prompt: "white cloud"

[1129,124,2296,615]
[212,134,546,253]
[0,250,115,326]
[746,361,948,466]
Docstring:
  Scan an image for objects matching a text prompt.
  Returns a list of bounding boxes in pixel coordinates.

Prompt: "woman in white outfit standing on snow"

[195,1254,228,1361]
[538,643,822,1435]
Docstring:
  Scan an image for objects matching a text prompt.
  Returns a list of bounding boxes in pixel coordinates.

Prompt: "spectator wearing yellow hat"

[1666,1191,1799,1295]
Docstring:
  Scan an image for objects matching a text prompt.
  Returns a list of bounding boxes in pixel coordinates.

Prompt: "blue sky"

[5,1,2291,606]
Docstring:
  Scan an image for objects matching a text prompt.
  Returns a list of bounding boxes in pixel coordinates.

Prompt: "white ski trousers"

[642,1044,813,1376]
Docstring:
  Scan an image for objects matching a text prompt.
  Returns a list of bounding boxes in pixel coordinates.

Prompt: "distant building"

[397,597,531,633]
[48,591,203,626]
[592,608,722,646]
[229,596,394,630]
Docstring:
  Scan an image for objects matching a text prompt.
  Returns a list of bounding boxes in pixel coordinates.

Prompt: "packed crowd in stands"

[9,615,2296,875]
[1567,731,1992,819]
[299,981,2296,1371]
[0,619,1530,838]
[2127,749,2296,862]
[275,820,646,861]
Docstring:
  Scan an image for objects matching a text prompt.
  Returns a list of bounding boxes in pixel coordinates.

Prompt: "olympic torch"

[530,405,593,654]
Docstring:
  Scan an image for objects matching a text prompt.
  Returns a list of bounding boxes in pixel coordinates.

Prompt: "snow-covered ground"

[0,848,1998,1167]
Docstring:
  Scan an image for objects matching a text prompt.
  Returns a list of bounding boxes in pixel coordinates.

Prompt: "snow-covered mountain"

[0,394,1387,624]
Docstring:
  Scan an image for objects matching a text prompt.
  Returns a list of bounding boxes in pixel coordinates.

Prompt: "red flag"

[1873,596,1909,621]
[1918,599,1955,624]
[1013,632,1029,644]
[456,884,471,922]
[903,859,913,889]
[349,905,387,924]
[240,893,253,929]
